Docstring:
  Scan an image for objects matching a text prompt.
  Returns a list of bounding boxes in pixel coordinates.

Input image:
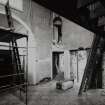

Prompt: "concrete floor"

[0,80,105,105]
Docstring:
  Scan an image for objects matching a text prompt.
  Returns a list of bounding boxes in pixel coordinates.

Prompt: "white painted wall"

[30,2,52,83]
[0,0,94,85]
[62,18,94,50]
[52,14,94,82]
[70,50,88,92]
[64,50,71,80]
[0,0,23,11]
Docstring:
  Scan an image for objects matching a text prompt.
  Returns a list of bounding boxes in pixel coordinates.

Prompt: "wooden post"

[102,52,105,88]
[64,50,70,80]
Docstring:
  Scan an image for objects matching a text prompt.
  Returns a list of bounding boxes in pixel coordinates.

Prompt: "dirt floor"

[0,80,105,105]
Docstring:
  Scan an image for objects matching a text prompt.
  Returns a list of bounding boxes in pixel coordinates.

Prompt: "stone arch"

[0,10,36,84]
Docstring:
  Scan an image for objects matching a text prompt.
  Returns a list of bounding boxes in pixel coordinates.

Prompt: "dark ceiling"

[33,0,105,36]
[32,0,79,24]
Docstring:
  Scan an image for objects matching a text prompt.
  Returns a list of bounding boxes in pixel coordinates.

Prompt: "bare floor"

[0,80,105,105]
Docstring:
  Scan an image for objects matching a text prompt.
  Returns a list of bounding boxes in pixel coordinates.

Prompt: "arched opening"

[0,11,36,84]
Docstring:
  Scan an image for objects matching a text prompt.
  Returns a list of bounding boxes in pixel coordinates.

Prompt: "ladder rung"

[0,73,25,78]
[78,35,102,95]
[0,83,27,90]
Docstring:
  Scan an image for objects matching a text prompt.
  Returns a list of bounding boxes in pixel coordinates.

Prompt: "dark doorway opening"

[0,50,14,87]
[89,69,102,89]
[89,50,103,89]
[52,52,64,79]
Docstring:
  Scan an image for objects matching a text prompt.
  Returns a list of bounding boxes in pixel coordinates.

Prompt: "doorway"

[52,52,64,79]
[89,61,103,89]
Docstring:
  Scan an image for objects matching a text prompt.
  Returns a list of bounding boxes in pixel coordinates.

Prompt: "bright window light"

[0,0,23,11]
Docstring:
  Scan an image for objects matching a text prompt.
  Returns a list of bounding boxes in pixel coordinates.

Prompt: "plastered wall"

[0,0,94,85]
[30,2,52,83]
[52,14,94,81]
[31,9,94,83]
[62,18,94,50]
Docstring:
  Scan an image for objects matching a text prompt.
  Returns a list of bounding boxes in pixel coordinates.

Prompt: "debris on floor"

[36,77,51,85]
[56,80,73,90]
[62,81,73,90]
[0,93,25,105]
[55,72,64,81]
[101,90,105,96]
[1,81,105,105]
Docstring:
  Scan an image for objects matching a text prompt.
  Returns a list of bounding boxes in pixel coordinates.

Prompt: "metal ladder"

[78,34,105,95]
[5,0,25,90]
